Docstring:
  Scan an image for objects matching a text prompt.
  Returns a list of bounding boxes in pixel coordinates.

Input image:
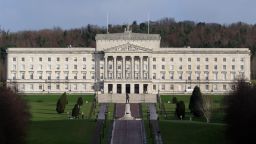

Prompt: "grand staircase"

[98,93,157,103]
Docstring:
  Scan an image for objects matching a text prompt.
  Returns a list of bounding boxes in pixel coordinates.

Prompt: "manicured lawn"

[27,120,96,144]
[24,94,98,144]
[159,120,227,144]
[158,95,225,123]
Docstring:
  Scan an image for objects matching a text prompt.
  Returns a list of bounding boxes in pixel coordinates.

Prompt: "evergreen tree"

[77,97,83,106]
[189,86,203,117]
[56,92,68,114]
[72,104,80,118]
[175,101,185,120]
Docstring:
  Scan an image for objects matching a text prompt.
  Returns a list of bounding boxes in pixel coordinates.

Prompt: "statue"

[126,93,130,103]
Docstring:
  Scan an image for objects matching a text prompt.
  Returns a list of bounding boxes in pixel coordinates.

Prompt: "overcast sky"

[0,0,256,32]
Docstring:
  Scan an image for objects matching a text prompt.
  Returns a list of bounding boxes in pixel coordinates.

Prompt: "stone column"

[113,83,117,94]
[131,56,134,79]
[140,56,143,79]
[139,83,144,94]
[122,83,126,94]
[104,56,108,79]
[131,84,134,94]
[113,56,116,79]
[122,56,125,79]
[148,56,152,79]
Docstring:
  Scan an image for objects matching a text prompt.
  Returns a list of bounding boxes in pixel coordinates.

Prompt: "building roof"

[95,31,161,40]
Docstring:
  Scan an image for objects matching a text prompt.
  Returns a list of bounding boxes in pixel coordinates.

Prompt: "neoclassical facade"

[6,29,251,102]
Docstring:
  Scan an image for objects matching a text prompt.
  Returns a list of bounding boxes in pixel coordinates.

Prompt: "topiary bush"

[172,96,178,104]
[56,92,68,114]
[175,101,185,120]
[0,86,30,144]
[77,97,83,106]
[72,104,80,119]
[189,86,203,117]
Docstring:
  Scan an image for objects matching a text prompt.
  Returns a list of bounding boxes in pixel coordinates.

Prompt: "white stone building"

[6,29,250,102]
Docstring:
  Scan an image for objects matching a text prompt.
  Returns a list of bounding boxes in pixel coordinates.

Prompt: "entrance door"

[117,84,122,94]
[126,84,130,94]
[108,84,113,93]
[143,84,148,94]
[135,84,139,94]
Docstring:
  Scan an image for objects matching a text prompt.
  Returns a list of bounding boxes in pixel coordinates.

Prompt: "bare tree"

[200,95,213,123]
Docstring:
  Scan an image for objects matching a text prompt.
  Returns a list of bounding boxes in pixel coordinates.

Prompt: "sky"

[0,0,256,32]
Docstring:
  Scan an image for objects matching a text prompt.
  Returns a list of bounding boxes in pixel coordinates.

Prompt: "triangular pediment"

[104,43,152,53]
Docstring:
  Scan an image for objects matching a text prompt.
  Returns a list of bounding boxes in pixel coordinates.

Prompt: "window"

[188,65,191,70]
[83,84,86,90]
[153,58,156,62]
[38,73,42,79]
[170,65,174,70]
[232,58,235,62]
[197,58,200,62]
[73,84,77,90]
[223,85,227,90]
[30,84,33,90]
[153,65,156,70]
[91,72,95,79]
[196,73,200,80]
[179,57,182,62]
[21,84,25,90]
[39,64,43,70]
[30,65,33,70]
[12,73,16,80]
[56,73,60,80]
[179,65,182,70]
[108,64,112,69]
[12,65,16,70]
[39,57,42,61]
[214,73,218,80]
[205,85,209,91]
[100,73,103,79]
[56,64,60,70]
[222,73,227,80]
[214,84,218,91]
[47,73,51,80]
[65,57,68,61]
[65,64,68,70]
[214,65,217,70]
[205,58,209,62]
[83,57,86,61]
[74,73,77,79]
[74,65,77,70]
[232,65,235,70]
[214,58,217,62]
[188,58,191,62]
[48,57,51,61]
[39,84,42,90]
[231,85,235,90]
[188,73,191,80]
[21,73,25,79]
[170,73,174,80]
[56,84,60,90]
[153,85,156,90]
[92,58,94,61]
[153,73,156,79]
[83,73,86,79]
[13,57,16,61]
[57,57,60,61]
[22,57,25,61]
[241,65,244,70]
[161,73,165,80]
[205,73,209,80]
[162,57,165,62]
[162,65,165,70]
[48,65,51,70]
[30,57,34,62]
[170,58,173,62]
[240,58,244,62]
[223,58,226,62]
[196,65,200,70]
[65,84,68,90]
[65,73,68,80]
[74,57,77,61]
[178,73,182,80]
[223,65,226,70]
[30,73,33,79]
[83,64,86,70]
[161,84,165,90]
[117,65,121,70]
[205,65,209,70]
[48,84,51,90]
[170,84,174,90]
[231,72,235,80]
[100,64,103,69]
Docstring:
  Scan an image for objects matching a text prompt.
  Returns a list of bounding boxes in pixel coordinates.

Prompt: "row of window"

[153,72,244,80]
[154,64,244,71]
[152,84,235,91]
[19,83,93,91]
[13,57,93,62]
[12,64,100,70]
[153,57,245,62]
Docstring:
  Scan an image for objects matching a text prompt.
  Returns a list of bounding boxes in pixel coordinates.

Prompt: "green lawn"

[159,120,227,144]
[25,94,97,144]
[158,95,225,123]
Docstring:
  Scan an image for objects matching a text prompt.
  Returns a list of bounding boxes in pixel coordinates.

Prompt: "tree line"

[1,17,256,78]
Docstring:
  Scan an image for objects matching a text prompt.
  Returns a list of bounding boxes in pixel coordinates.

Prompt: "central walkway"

[111,103,146,144]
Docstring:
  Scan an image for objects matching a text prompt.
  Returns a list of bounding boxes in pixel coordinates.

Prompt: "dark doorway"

[117,84,122,94]
[126,84,130,94]
[135,84,139,94]
[143,84,148,94]
[108,84,113,93]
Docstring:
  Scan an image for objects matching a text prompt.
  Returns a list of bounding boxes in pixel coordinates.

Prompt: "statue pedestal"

[118,103,135,120]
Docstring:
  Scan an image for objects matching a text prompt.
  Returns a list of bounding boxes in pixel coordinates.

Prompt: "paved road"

[111,103,145,144]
